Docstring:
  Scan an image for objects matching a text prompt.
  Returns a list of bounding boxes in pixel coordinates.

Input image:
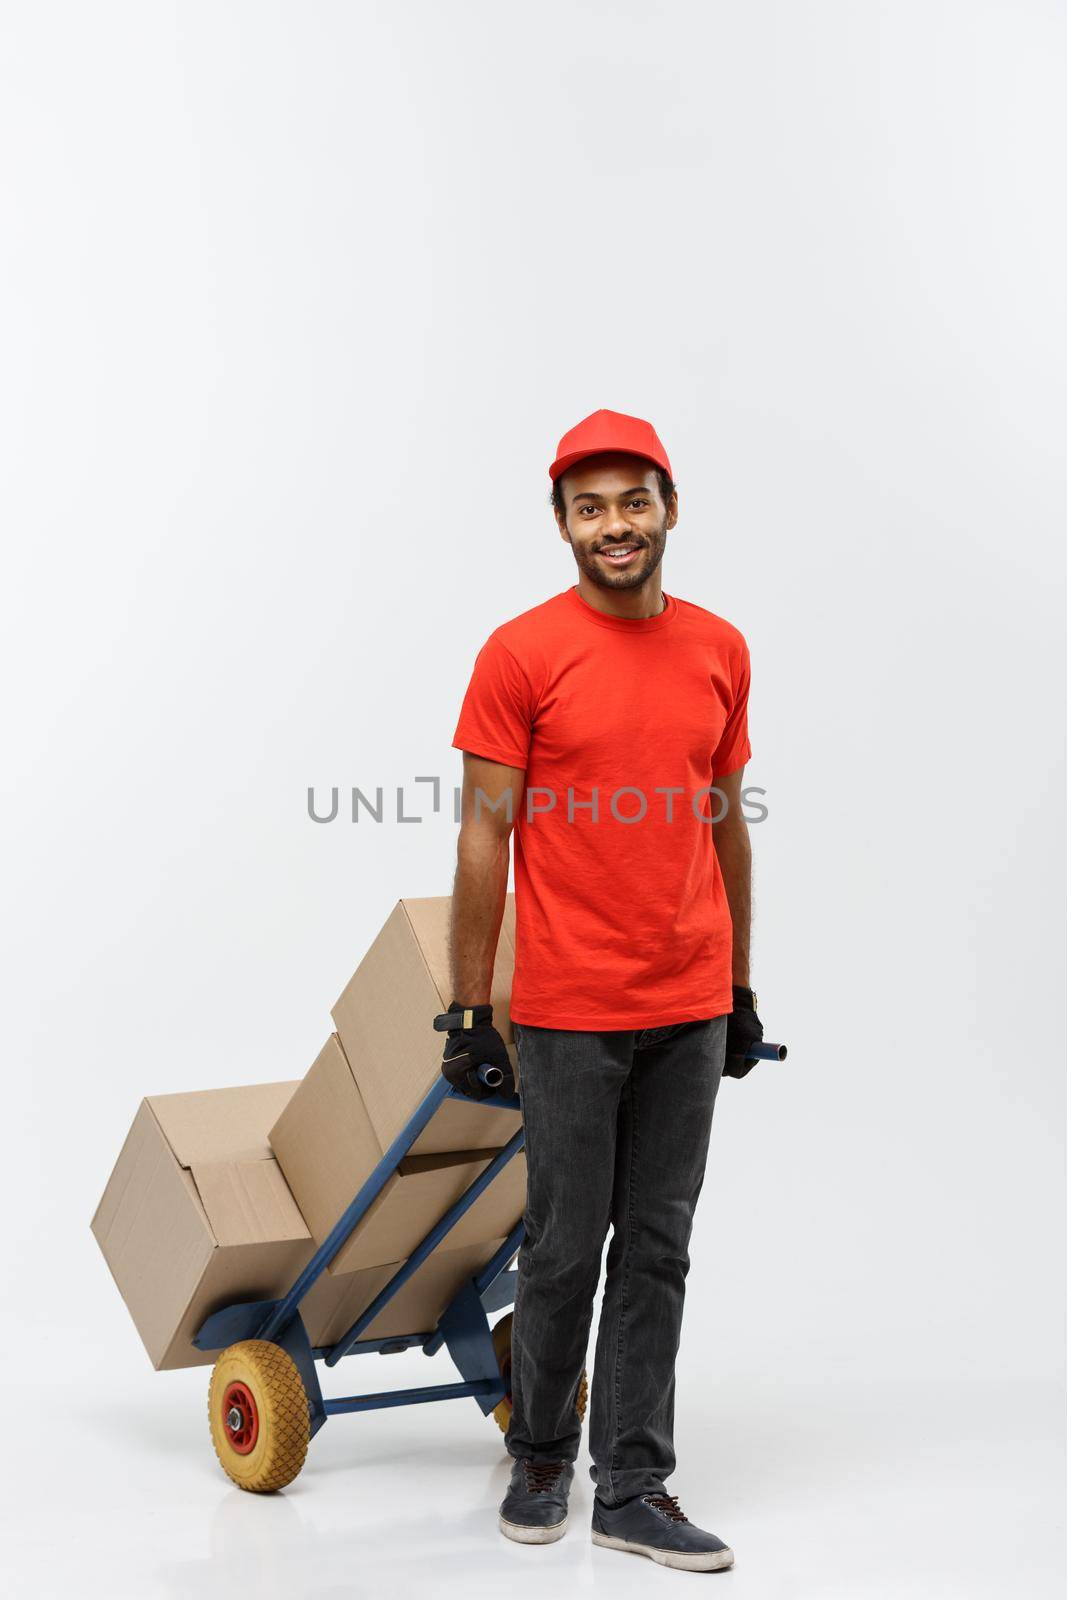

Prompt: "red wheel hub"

[221,1380,259,1455]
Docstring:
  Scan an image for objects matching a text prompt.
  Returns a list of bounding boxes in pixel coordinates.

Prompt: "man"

[436,408,766,1574]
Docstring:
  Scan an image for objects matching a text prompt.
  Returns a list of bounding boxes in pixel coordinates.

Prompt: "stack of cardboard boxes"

[91,896,526,1369]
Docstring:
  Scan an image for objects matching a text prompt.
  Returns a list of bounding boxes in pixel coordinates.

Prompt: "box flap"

[146,1081,302,1168]
[190,1158,311,1248]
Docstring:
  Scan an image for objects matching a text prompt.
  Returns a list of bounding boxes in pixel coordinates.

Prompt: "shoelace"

[523,1460,566,1493]
[644,1493,689,1523]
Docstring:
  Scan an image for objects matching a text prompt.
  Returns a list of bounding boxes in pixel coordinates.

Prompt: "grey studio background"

[2,3,1064,1597]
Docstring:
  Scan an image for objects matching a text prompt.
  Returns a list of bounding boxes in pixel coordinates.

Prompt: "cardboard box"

[331,895,523,1155]
[92,1081,521,1370]
[90,1082,314,1370]
[301,1237,510,1348]
[269,1034,527,1275]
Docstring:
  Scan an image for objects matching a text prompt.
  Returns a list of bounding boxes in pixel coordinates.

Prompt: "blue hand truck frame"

[193,1040,787,1452]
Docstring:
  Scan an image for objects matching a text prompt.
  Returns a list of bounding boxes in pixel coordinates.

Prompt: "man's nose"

[602,510,634,538]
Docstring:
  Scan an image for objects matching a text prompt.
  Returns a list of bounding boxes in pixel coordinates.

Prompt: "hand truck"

[194,1041,786,1492]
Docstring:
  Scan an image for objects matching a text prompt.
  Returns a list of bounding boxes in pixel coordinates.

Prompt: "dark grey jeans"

[504,1015,728,1507]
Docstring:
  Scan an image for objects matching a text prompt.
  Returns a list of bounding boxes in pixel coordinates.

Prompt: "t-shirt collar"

[564,583,677,632]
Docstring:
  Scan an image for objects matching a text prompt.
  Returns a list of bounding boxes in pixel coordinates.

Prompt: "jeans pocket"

[637,1023,681,1047]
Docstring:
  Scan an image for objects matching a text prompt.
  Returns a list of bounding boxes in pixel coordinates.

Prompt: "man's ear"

[666,489,679,530]
[555,508,571,543]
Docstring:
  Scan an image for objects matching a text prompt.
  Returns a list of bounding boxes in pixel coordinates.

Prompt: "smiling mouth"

[597,544,643,565]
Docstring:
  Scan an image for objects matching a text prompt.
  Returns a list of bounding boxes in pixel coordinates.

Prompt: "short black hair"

[551,466,677,521]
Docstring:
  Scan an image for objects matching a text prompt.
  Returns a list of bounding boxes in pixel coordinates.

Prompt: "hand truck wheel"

[490,1311,588,1436]
[208,1339,310,1492]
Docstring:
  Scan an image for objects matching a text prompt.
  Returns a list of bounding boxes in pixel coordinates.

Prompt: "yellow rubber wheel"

[491,1311,588,1436]
[208,1339,310,1492]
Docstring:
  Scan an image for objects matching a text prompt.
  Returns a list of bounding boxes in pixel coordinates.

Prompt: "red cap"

[549,408,673,483]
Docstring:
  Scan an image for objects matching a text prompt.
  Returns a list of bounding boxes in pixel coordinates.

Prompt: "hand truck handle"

[476,1045,788,1080]
[750,1041,788,1061]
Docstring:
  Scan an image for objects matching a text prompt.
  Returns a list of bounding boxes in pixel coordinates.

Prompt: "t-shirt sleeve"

[452,631,535,769]
[711,635,752,778]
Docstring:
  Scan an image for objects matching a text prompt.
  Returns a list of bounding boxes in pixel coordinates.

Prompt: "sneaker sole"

[499,1512,568,1544]
[591,1528,734,1571]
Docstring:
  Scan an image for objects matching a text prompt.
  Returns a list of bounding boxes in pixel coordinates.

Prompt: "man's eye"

[630,498,648,509]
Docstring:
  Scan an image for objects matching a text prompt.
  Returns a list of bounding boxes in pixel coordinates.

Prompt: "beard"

[574,520,669,593]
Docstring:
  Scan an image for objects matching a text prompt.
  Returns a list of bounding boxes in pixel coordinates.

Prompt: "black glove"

[433,1000,516,1102]
[723,985,764,1079]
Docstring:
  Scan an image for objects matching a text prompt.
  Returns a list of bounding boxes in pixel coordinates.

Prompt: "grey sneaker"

[498,1457,574,1544]
[591,1491,735,1571]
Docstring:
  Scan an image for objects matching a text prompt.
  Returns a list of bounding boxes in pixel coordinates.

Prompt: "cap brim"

[549,446,665,483]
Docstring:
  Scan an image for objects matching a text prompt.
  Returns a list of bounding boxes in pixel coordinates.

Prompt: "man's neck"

[574,578,666,620]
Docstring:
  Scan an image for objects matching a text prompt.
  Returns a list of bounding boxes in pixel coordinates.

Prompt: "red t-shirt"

[451,584,752,1030]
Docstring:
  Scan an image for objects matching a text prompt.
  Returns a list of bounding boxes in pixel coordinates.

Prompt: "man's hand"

[434,1001,516,1101]
[723,985,765,1078]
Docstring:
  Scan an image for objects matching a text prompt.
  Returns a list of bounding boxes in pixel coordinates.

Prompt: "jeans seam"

[608,1071,638,1502]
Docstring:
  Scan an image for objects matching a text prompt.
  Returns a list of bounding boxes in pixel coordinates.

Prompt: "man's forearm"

[449,829,510,1004]
[715,816,752,987]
